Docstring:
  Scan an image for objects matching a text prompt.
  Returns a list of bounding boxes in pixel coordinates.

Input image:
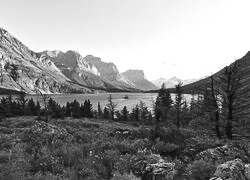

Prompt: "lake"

[1,92,199,112]
[28,93,158,111]
[26,92,198,111]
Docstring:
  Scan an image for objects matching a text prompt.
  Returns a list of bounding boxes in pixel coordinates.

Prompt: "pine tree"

[97,102,102,118]
[16,93,27,115]
[36,101,41,115]
[71,99,81,118]
[121,106,128,121]
[130,104,140,121]
[154,83,173,124]
[139,101,150,121]
[103,107,110,119]
[65,102,71,117]
[81,100,93,118]
[106,94,117,120]
[174,82,183,128]
[27,98,37,115]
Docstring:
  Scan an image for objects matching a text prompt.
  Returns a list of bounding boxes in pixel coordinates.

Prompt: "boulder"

[196,144,249,165]
[142,160,175,180]
[210,159,250,180]
[131,152,176,180]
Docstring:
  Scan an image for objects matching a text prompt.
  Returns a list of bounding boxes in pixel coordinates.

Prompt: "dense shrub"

[150,127,185,145]
[189,160,216,180]
[153,140,179,156]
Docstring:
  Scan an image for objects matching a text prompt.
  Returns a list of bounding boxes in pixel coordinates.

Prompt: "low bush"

[153,140,179,156]
[150,127,185,145]
[189,159,216,180]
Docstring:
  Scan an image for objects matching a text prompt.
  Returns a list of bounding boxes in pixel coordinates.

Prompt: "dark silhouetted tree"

[121,106,129,121]
[154,83,173,124]
[103,107,110,119]
[97,102,102,118]
[219,60,250,139]
[71,99,81,118]
[106,94,117,120]
[174,82,183,128]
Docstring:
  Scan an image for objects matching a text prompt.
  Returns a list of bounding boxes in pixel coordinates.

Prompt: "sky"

[1,0,250,81]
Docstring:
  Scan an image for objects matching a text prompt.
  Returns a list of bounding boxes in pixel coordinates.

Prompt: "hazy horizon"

[1,0,250,81]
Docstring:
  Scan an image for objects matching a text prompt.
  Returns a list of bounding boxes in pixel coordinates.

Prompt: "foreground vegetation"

[0,60,249,180]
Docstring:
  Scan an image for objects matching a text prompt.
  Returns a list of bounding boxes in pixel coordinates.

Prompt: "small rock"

[142,161,175,180]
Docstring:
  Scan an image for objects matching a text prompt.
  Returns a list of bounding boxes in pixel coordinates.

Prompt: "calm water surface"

[2,92,197,111]
[28,93,158,111]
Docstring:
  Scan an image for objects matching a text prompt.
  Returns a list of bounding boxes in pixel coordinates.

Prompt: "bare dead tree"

[106,94,117,120]
[204,75,221,138]
[35,88,50,122]
[219,60,250,139]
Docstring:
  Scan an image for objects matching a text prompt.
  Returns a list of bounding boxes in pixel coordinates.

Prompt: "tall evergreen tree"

[97,102,102,118]
[16,93,27,115]
[81,99,93,118]
[154,83,173,124]
[103,107,110,119]
[121,106,129,121]
[27,98,37,115]
[65,102,71,117]
[106,95,117,120]
[71,99,81,118]
[174,82,183,128]
[130,104,140,121]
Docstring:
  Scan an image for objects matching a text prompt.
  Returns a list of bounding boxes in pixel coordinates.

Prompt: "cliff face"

[45,52,138,91]
[0,28,92,94]
[0,27,156,94]
[121,70,158,91]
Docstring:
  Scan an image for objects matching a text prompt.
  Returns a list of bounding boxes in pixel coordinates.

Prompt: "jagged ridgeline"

[0,27,158,94]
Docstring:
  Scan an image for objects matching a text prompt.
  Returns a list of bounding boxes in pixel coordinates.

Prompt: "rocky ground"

[0,116,249,180]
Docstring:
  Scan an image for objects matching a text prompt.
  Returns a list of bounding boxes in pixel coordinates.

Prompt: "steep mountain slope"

[182,51,250,94]
[121,70,158,91]
[83,55,136,89]
[0,27,91,94]
[44,51,137,91]
[43,50,107,88]
[152,76,200,88]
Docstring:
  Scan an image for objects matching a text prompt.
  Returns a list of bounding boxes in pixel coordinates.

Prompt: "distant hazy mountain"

[152,76,200,88]
[0,27,91,94]
[121,70,158,91]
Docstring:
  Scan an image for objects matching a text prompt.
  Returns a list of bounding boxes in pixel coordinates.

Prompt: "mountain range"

[3,26,240,95]
[151,76,200,88]
[0,27,160,94]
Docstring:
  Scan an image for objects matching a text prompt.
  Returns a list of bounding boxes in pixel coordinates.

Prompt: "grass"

[0,116,249,180]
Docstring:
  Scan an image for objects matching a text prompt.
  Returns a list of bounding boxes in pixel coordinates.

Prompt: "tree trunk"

[215,110,221,138]
[176,108,180,128]
[226,107,233,139]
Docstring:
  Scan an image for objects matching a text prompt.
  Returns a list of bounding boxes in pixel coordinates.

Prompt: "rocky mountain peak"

[121,70,157,91]
[83,55,120,81]
[122,69,146,81]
